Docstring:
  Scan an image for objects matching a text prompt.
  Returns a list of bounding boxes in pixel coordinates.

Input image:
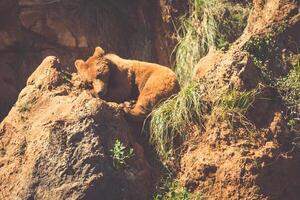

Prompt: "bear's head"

[75,47,110,97]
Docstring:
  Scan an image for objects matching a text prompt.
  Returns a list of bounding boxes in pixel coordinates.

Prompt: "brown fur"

[75,47,180,121]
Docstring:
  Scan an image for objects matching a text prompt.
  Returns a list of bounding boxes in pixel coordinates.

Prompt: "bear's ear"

[93,46,105,58]
[74,59,85,71]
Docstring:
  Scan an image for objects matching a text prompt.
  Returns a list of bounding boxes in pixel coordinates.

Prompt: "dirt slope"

[176,0,300,199]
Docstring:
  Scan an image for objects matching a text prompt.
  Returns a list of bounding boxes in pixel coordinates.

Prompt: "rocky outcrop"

[0,56,152,199]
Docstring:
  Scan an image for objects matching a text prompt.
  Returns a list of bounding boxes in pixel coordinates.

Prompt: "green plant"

[149,81,209,165]
[242,22,288,85]
[212,88,258,130]
[277,60,300,106]
[288,119,296,127]
[272,20,288,35]
[110,140,134,170]
[217,36,230,51]
[243,20,288,61]
[276,59,300,127]
[154,180,194,200]
[243,35,277,62]
[174,0,249,85]
[252,56,273,84]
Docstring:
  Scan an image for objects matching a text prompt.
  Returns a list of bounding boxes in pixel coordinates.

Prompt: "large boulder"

[0,56,152,199]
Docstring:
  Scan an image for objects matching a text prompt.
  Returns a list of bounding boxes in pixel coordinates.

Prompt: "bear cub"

[75,47,180,121]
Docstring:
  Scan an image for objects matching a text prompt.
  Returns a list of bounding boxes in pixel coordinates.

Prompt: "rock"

[0,57,152,199]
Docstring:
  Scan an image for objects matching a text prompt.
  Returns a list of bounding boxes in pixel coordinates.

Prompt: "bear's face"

[75,47,110,97]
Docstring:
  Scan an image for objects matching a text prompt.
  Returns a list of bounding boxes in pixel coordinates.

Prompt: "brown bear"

[75,47,180,121]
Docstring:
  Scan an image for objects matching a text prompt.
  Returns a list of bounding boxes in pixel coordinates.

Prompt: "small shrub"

[277,60,300,107]
[288,119,296,127]
[252,56,274,84]
[154,180,194,200]
[243,35,277,62]
[149,81,209,165]
[276,60,300,128]
[243,20,288,61]
[243,22,288,85]
[110,139,134,170]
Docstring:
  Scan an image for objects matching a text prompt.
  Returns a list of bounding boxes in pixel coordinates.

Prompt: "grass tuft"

[174,0,249,85]
[149,81,209,165]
